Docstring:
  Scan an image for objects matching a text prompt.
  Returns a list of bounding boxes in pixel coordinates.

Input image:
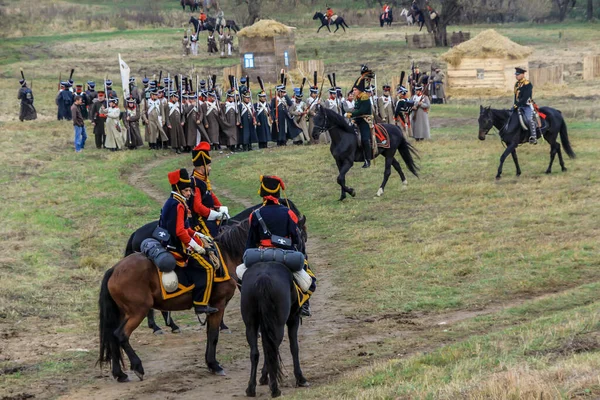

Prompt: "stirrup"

[300,303,311,317]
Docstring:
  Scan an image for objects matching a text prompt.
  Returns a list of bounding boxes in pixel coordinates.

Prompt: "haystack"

[237,19,294,38]
[238,19,298,83]
[441,29,533,92]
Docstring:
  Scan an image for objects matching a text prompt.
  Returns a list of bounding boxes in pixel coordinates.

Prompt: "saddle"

[373,124,391,149]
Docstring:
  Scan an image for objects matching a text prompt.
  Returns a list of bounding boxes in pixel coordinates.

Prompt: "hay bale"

[237,19,294,39]
[441,29,532,67]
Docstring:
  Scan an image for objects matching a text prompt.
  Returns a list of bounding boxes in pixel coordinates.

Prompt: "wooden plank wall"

[222,64,242,87]
[296,60,324,80]
[529,65,563,86]
[583,55,600,80]
[406,33,435,49]
[447,57,528,91]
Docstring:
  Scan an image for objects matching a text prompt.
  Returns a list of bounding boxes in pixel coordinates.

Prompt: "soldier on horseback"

[242,176,316,317]
[346,65,375,168]
[514,67,538,145]
[326,6,334,26]
[159,168,218,316]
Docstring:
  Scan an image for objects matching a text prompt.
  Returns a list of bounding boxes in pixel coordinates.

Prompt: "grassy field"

[1,3,600,398]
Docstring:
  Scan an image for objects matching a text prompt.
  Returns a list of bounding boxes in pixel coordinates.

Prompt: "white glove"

[207,209,223,221]
[194,231,213,243]
[188,239,206,254]
[218,206,230,219]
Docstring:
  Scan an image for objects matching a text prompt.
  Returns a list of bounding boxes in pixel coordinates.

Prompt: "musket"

[69,68,75,86]
[310,75,326,112]
[58,72,62,91]
[104,74,108,108]
[233,76,241,125]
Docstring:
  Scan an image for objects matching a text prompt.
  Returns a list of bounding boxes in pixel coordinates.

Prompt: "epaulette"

[522,79,530,85]
[358,92,370,101]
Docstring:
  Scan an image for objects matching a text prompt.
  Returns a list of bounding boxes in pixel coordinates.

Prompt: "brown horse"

[98,220,248,381]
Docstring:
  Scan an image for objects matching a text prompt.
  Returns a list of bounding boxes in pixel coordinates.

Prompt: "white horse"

[400,8,414,25]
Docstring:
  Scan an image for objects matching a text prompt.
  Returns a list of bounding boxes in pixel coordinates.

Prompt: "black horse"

[380,9,393,27]
[189,16,214,34]
[313,12,349,33]
[181,0,199,12]
[125,201,307,334]
[241,262,309,398]
[478,106,575,180]
[312,106,419,201]
[207,17,241,33]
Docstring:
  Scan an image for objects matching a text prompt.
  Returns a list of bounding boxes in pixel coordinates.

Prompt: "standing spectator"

[104,98,125,151]
[17,77,37,121]
[207,30,218,54]
[190,33,199,56]
[71,96,87,153]
[431,68,446,104]
[411,86,430,141]
[90,91,107,149]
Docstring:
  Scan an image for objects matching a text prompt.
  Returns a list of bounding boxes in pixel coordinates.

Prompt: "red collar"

[262,196,280,205]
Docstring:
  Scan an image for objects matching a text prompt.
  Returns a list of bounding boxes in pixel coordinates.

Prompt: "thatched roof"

[237,19,294,38]
[441,29,533,66]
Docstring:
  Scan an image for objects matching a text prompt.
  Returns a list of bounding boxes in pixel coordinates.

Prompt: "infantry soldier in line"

[75,84,90,119]
[221,90,239,152]
[271,84,302,146]
[129,77,142,103]
[514,67,538,144]
[377,84,395,123]
[125,96,144,149]
[85,81,97,119]
[184,92,201,150]
[90,90,107,148]
[145,89,167,150]
[408,65,422,96]
[319,86,340,144]
[254,89,271,149]
[306,85,319,144]
[158,85,171,149]
[196,89,210,143]
[291,87,310,144]
[56,81,74,121]
[167,90,186,154]
[366,85,379,122]
[105,79,118,101]
[17,76,37,121]
[411,85,431,141]
[103,97,125,151]
[239,89,257,151]
[394,85,414,137]
[207,30,219,54]
[204,90,222,150]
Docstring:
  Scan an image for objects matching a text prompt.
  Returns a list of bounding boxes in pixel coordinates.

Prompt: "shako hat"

[259,175,285,198]
[105,79,113,86]
[192,142,211,167]
[168,168,191,192]
[353,64,375,92]
[87,80,96,88]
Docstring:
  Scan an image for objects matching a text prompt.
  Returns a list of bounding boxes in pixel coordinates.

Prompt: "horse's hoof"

[171,328,181,334]
[246,388,256,397]
[545,170,552,174]
[402,180,408,185]
[259,376,268,386]
[296,379,310,388]
[221,328,232,334]
[349,188,356,197]
[116,374,129,383]
[495,176,502,181]
[562,167,567,172]
[376,188,384,197]
[272,389,282,398]
[153,329,164,335]
[210,367,227,376]
[133,370,144,381]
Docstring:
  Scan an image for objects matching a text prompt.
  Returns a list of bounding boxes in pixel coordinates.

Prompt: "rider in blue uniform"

[245,175,316,316]
[513,67,538,144]
[159,168,218,316]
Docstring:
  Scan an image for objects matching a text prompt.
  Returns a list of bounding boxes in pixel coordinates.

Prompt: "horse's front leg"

[377,157,393,197]
[497,142,517,180]
[205,307,226,375]
[511,149,522,176]
[336,159,355,200]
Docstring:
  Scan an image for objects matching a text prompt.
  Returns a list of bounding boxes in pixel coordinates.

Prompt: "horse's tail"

[398,135,420,177]
[256,275,283,385]
[124,231,135,257]
[97,267,123,371]
[559,119,576,159]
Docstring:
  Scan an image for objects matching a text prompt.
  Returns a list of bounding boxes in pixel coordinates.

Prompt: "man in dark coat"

[270,85,302,146]
[75,84,90,119]
[90,90,107,148]
[345,65,375,168]
[254,91,271,149]
[85,81,98,120]
[17,78,37,121]
[239,90,257,151]
[514,67,538,144]
[56,82,74,121]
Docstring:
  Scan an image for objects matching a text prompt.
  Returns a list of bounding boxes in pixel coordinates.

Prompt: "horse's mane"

[215,219,249,262]
[323,107,354,134]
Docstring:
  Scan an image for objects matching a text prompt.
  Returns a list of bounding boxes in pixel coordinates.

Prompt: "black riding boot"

[361,140,371,168]
[300,300,311,317]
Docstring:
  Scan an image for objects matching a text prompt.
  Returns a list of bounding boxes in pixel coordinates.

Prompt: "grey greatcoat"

[145,98,166,144]
[167,102,186,149]
[290,100,309,142]
[377,95,395,124]
[105,105,125,149]
[183,103,200,147]
[411,94,431,140]
[125,106,144,148]
[220,101,239,146]
[204,100,221,145]
[18,86,37,121]
[432,71,446,102]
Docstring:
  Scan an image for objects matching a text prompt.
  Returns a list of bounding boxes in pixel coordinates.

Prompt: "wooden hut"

[441,29,533,92]
[237,19,297,83]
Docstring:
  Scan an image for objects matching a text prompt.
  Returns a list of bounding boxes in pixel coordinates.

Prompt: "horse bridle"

[313,106,330,133]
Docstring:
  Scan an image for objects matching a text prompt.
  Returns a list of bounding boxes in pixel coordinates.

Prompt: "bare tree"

[415,0,463,47]
[553,0,575,21]
[235,0,261,25]
[587,0,593,20]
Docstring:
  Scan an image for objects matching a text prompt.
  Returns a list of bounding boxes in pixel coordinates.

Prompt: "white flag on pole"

[118,53,131,99]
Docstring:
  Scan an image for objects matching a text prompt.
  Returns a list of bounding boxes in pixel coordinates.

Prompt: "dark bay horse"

[380,9,393,27]
[124,201,307,334]
[241,262,308,398]
[181,0,199,12]
[478,106,575,180]
[99,221,248,381]
[312,105,419,200]
[313,12,349,33]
